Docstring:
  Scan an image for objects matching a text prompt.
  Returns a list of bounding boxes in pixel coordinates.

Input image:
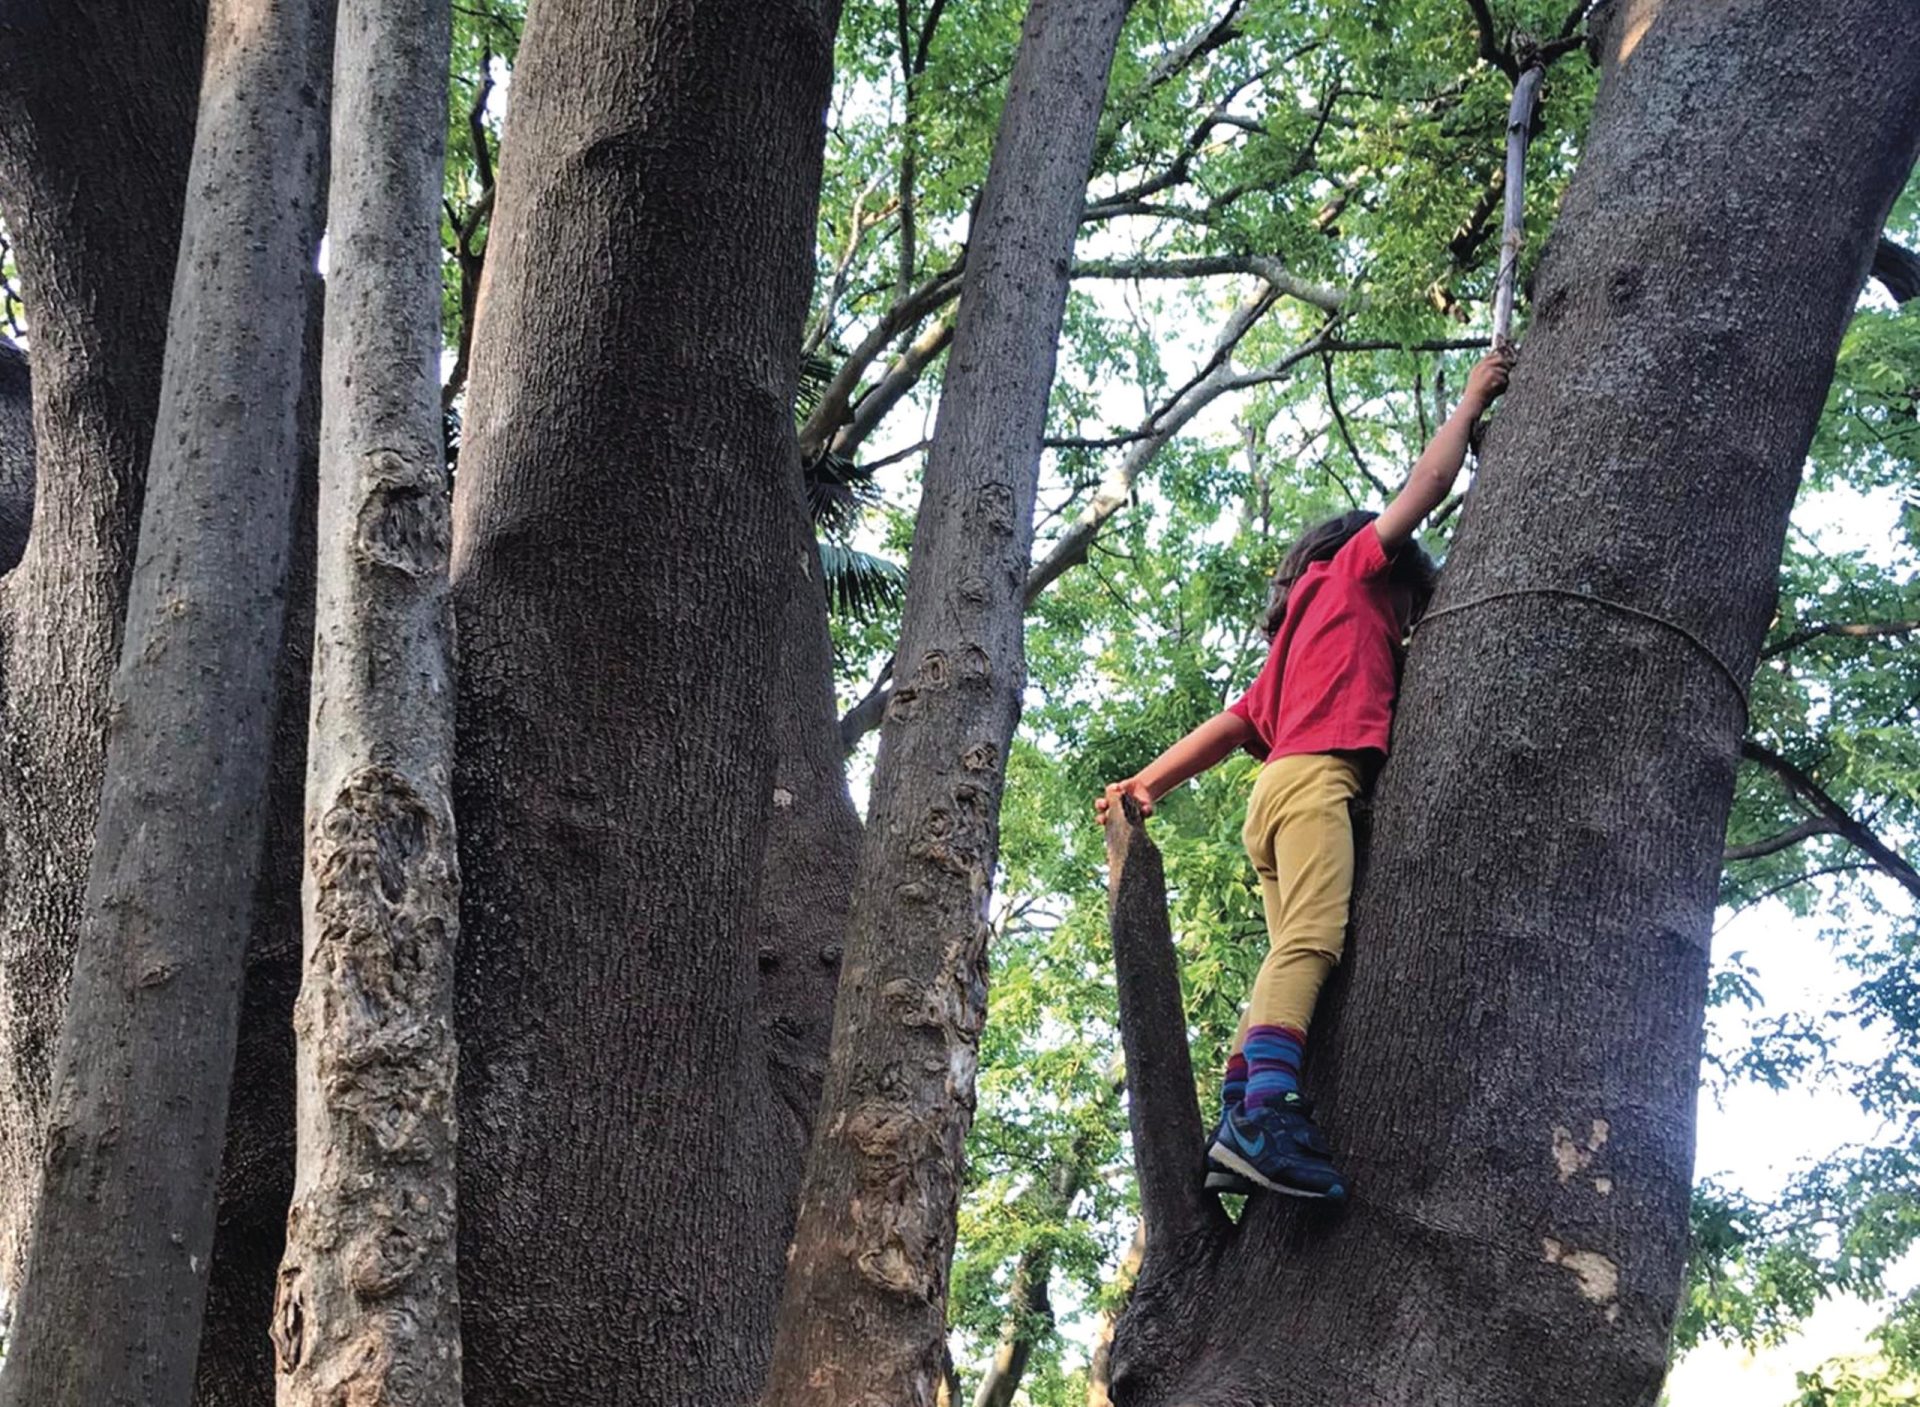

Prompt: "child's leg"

[1233,753,1361,1109]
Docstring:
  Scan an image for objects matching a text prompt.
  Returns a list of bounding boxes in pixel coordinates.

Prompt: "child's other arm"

[1096,711,1259,822]
[1372,350,1512,549]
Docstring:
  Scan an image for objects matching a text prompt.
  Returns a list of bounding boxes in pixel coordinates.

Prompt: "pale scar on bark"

[1541,1237,1622,1323]
[1551,1117,1611,1192]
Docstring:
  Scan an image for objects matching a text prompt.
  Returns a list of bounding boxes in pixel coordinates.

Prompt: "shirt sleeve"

[1225,641,1281,760]
[1331,523,1393,579]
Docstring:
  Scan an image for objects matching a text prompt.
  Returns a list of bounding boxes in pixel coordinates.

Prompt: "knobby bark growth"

[446,0,844,1400]
[270,0,461,1399]
[0,0,333,1399]
[1106,4,1920,1405]
[765,0,1132,1401]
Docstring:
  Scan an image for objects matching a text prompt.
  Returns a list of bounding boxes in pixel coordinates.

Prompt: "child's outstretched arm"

[1372,350,1513,548]
[1096,710,1260,822]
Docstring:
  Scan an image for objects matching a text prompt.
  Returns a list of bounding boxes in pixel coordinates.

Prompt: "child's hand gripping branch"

[1096,349,1512,1202]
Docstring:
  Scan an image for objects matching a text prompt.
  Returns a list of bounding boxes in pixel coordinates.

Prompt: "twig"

[1320,353,1393,499]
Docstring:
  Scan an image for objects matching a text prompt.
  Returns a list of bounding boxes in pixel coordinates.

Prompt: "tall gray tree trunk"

[1105,4,1920,1404]
[0,10,323,1394]
[765,0,1131,1401]
[445,0,843,1400]
[0,0,206,1315]
[269,0,460,1399]
[0,0,332,1398]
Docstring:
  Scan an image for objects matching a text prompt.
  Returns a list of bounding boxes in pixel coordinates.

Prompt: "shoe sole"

[1204,1169,1255,1195]
[1208,1141,1344,1200]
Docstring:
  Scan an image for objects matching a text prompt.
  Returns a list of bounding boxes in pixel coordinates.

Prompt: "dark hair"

[1262,509,1439,638]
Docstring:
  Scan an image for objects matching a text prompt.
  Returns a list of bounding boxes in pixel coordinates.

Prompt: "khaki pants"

[1232,752,1362,1053]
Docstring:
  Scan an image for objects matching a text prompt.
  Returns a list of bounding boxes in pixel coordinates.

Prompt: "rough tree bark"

[0,0,206,1313]
[445,0,843,1400]
[765,0,1132,1401]
[0,0,333,1398]
[1105,4,1920,1405]
[0,14,320,1396]
[269,0,460,1399]
[0,343,30,571]
[757,498,863,1156]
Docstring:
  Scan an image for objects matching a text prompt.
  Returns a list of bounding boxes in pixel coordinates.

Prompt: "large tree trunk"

[446,0,842,1399]
[0,0,206,1313]
[1106,4,1920,1405]
[765,0,1131,1401]
[270,0,460,1399]
[757,497,862,1157]
[0,0,332,1397]
[0,14,323,1399]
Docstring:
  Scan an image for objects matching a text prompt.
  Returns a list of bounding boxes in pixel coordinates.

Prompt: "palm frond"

[818,540,905,620]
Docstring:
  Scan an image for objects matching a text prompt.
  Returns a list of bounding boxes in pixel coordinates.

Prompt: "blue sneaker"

[1206,1092,1346,1199]
[1203,1104,1257,1195]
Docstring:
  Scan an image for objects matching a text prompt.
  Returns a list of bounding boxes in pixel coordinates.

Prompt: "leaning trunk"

[0,0,205,1312]
[270,0,461,1398]
[0,0,332,1398]
[446,0,842,1400]
[765,0,1131,1400]
[1106,4,1920,1405]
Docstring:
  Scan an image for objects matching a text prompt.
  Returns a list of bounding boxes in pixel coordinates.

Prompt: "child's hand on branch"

[1096,777,1156,825]
[1463,349,1514,412]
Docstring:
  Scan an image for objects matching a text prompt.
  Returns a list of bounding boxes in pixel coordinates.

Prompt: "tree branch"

[839,654,896,756]
[1025,320,1328,602]
[1465,0,1521,79]
[799,264,964,461]
[829,315,955,462]
[1723,816,1842,863]
[1084,1224,1145,1407]
[1321,353,1393,500]
[1872,237,1920,305]
[1071,254,1346,312]
[1105,799,1223,1244]
[1762,617,1920,659]
[443,59,497,413]
[1143,0,1246,89]
[1741,740,1920,900]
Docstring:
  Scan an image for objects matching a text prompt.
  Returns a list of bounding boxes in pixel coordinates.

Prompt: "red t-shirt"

[1226,527,1404,762]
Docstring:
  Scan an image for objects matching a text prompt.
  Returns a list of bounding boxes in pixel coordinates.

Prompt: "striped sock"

[1221,1051,1248,1114]
[1242,1024,1306,1111]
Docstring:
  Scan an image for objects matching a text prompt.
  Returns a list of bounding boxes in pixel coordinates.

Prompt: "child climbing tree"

[1098,3,1920,1404]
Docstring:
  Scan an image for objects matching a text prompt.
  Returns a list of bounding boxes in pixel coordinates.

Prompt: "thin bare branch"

[830,315,954,461]
[1321,353,1393,499]
[1025,316,1328,603]
[799,263,964,460]
[1762,617,1920,659]
[839,654,896,757]
[1723,817,1842,863]
[1144,0,1247,88]
[1742,740,1920,900]
[1071,254,1346,312]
